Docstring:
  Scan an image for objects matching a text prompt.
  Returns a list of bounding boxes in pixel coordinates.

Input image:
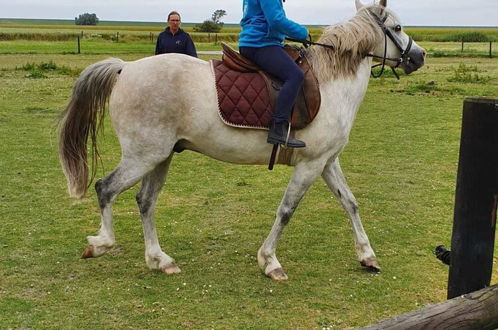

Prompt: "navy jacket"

[155,27,197,57]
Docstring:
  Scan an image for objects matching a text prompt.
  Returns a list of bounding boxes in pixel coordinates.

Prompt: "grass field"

[1,26,498,329]
[1,39,496,59]
[1,19,497,46]
[1,21,497,58]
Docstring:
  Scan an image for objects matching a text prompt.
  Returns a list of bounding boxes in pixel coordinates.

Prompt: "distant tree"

[211,9,227,25]
[194,9,226,33]
[193,20,222,33]
[75,13,99,26]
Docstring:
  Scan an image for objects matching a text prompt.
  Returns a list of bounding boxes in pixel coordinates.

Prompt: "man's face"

[168,14,181,33]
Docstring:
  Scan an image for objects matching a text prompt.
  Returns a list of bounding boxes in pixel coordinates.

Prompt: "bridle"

[286,9,413,80]
[366,11,413,79]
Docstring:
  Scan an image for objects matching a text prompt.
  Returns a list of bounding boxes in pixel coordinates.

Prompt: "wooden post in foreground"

[448,97,498,299]
[361,284,498,330]
[77,36,81,54]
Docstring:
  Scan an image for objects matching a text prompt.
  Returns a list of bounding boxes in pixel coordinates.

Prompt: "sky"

[0,0,497,27]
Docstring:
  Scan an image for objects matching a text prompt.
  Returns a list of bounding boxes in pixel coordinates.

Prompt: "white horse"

[59,0,425,280]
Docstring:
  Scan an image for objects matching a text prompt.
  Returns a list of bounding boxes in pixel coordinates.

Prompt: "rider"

[239,0,308,148]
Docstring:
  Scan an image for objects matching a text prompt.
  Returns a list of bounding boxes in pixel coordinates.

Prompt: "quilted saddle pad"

[211,59,273,129]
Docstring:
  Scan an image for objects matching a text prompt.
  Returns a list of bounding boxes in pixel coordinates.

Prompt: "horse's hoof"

[81,246,94,259]
[360,258,381,272]
[267,268,288,281]
[160,263,181,275]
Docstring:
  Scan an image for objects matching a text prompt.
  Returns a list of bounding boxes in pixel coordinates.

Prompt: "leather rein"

[287,10,413,80]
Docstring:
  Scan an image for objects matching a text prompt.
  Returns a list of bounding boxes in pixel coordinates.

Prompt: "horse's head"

[356,0,426,74]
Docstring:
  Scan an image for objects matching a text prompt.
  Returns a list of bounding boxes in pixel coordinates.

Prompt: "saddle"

[212,43,321,130]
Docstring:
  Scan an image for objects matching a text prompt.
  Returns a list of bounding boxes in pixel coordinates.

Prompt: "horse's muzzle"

[401,47,426,74]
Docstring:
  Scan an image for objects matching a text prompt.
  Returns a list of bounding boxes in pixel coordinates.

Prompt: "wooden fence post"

[490,41,493,58]
[461,39,464,52]
[77,36,80,54]
[447,97,498,299]
[116,32,119,42]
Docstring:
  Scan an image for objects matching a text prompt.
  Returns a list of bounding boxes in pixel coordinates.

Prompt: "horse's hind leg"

[82,159,153,258]
[321,158,380,271]
[136,155,180,274]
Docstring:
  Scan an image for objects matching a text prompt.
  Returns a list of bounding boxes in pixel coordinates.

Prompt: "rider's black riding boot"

[267,120,306,148]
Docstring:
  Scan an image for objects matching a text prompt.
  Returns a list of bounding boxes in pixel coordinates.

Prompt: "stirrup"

[284,121,292,148]
[268,122,288,170]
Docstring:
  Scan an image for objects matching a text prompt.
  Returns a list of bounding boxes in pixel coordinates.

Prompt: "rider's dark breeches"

[240,46,304,123]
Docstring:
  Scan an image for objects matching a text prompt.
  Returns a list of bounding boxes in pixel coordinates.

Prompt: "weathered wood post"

[361,284,498,329]
[490,41,493,58]
[116,31,119,42]
[77,35,81,54]
[447,97,498,299]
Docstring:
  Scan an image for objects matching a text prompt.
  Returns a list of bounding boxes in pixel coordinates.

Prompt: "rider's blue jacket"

[239,0,308,48]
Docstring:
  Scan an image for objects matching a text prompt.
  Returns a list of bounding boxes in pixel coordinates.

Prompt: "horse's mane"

[307,6,395,82]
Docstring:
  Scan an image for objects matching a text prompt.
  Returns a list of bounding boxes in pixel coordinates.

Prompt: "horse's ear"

[355,0,364,11]
[379,0,387,7]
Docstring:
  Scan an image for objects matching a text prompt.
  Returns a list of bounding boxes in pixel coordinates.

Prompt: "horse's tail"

[59,57,125,198]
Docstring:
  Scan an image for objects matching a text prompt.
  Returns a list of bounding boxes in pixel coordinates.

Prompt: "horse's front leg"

[258,160,323,281]
[321,158,380,271]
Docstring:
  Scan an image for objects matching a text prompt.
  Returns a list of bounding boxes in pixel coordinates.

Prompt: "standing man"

[155,11,197,57]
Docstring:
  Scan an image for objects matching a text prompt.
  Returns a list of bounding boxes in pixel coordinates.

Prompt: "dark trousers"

[240,46,304,123]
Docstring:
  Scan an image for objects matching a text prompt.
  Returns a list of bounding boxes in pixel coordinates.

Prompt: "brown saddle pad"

[212,44,321,130]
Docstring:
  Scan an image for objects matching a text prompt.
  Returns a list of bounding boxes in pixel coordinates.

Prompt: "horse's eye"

[394,25,402,32]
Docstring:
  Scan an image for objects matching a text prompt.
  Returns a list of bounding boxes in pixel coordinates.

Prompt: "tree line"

[74,9,227,33]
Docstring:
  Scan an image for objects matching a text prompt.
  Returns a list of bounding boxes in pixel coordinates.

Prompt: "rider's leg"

[240,46,305,148]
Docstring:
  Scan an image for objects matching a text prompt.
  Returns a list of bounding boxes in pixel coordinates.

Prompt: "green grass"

[418,41,496,58]
[0,51,497,328]
[0,39,233,55]
[1,20,497,59]
[2,21,497,46]
[0,39,496,59]
[1,29,497,58]
[406,27,498,42]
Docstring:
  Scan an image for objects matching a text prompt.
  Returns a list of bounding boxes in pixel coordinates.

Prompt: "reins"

[286,37,335,51]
